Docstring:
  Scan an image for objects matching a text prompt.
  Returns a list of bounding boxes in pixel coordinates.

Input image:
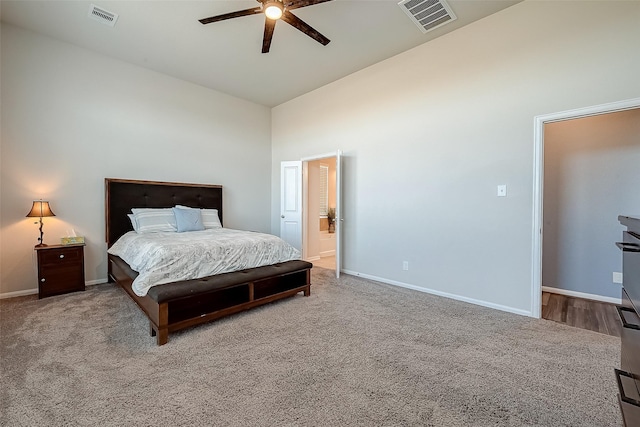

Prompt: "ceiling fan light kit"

[199,0,332,53]
[264,1,284,20]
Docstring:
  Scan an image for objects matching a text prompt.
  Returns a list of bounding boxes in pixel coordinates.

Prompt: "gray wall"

[271,1,640,316]
[1,24,272,296]
[543,109,640,299]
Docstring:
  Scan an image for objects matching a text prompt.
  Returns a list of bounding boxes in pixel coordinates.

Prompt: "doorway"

[531,98,640,318]
[280,151,342,278]
[304,157,337,271]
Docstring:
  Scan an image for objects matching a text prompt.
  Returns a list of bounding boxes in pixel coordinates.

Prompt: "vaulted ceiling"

[1,0,520,107]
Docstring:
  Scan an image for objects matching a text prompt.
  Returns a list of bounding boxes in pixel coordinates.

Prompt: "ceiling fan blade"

[199,7,263,25]
[281,10,330,46]
[262,18,276,53]
[285,0,332,11]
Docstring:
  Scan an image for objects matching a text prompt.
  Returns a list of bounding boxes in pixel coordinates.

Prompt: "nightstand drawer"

[39,246,83,265]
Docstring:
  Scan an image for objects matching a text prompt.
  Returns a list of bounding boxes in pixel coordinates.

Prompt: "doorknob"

[281,215,285,218]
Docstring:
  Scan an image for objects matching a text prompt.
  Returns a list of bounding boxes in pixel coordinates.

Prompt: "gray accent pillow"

[172,207,205,233]
[175,205,222,229]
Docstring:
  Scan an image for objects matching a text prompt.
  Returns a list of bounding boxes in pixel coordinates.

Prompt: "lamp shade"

[26,201,56,218]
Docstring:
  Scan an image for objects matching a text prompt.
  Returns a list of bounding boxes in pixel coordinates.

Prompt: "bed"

[105,178,312,345]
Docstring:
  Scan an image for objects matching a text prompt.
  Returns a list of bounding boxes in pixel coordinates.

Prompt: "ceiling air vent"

[398,0,457,34]
[88,4,119,27]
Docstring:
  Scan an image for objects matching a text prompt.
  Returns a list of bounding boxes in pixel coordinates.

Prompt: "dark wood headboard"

[105,178,223,247]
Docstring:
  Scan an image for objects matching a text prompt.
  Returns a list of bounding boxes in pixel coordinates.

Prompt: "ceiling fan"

[199,0,332,53]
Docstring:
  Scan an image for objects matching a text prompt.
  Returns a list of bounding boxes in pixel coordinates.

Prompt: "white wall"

[271,1,640,315]
[1,24,272,296]
[543,109,640,299]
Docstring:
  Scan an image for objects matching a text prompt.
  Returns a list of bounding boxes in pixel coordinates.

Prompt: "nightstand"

[35,244,85,299]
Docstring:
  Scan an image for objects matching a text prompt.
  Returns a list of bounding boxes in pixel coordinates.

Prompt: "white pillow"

[131,208,177,233]
[127,214,139,232]
[201,209,222,229]
[175,205,222,229]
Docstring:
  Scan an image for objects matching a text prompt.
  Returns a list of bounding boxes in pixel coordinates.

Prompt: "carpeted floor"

[0,267,621,426]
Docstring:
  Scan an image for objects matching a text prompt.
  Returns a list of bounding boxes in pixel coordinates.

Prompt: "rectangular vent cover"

[88,4,118,27]
[398,0,457,34]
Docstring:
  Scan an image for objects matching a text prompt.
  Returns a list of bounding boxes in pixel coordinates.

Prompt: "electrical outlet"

[402,261,409,271]
[497,185,507,197]
[613,272,623,284]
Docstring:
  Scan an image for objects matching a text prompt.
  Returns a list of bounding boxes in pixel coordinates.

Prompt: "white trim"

[305,256,321,262]
[531,114,544,319]
[542,286,621,305]
[342,269,532,317]
[335,150,343,279]
[0,289,38,299]
[531,97,640,319]
[320,249,336,257]
[302,161,309,260]
[0,278,110,300]
[87,278,109,286]
[301,152,339,162]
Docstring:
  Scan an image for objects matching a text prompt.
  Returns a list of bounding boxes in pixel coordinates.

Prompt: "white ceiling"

[1,0,520,107]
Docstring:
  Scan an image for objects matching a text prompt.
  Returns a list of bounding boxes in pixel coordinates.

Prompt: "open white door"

[335,151,343,278]
[280,161,303,252]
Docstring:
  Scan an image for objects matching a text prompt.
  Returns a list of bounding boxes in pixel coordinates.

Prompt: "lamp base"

[34,243,49,248]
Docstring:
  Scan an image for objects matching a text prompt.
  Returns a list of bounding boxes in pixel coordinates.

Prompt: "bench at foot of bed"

[109,256,312,345]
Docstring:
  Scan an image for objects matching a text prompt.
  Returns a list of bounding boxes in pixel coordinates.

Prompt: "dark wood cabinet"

[617,216,640,426]
[35,244,85,299]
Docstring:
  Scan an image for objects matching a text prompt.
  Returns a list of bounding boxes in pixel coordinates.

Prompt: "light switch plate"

[497,185,507,197]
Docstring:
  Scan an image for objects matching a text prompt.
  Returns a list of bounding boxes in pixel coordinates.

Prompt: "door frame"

[301,151,342,277]
[531,97,640,318]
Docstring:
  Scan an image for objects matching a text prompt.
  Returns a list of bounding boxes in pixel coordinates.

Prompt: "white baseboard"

[0,278,110,300]
[0,288,38,299]
[320,250,336,257]
[341,269,532,317]
[87,278,109,286]
[305,256,321,262]
[542,286,621,305]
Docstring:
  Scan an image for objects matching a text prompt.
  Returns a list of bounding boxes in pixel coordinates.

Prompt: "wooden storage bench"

[109,255,312,345]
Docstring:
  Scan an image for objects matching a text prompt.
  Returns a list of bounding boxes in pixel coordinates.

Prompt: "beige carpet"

[0,267,621,426]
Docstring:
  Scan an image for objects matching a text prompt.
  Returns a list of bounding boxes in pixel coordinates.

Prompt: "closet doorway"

[531,98,640,318]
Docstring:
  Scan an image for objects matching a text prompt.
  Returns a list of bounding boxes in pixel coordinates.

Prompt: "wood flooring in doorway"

[542,292,621,338]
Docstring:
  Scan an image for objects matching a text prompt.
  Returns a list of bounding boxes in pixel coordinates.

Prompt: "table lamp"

[26,200,56,247]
